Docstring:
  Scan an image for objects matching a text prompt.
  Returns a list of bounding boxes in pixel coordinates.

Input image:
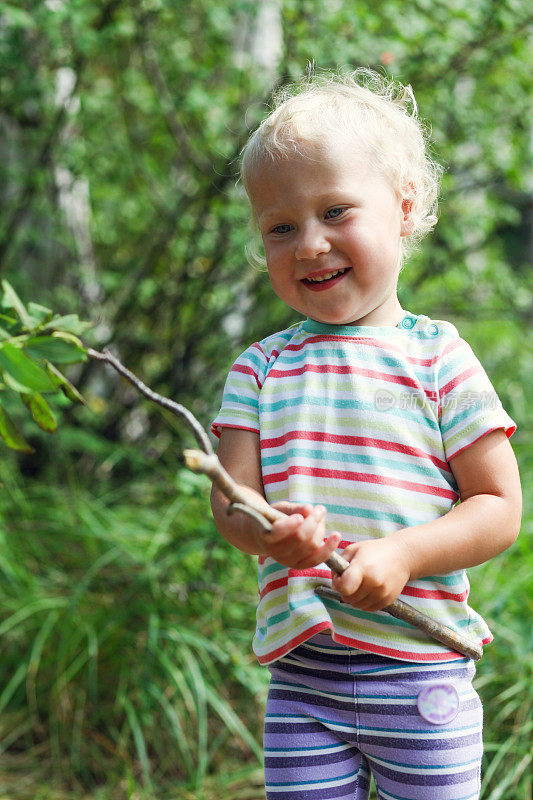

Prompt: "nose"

[294,222,332,261]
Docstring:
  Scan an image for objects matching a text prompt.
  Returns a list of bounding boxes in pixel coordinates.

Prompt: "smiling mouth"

[301,267,350,290]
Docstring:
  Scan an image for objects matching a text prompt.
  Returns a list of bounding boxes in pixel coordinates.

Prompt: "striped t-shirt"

[212,311,516,664]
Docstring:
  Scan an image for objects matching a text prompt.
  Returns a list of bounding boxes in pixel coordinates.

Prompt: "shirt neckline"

[302,311,417,336]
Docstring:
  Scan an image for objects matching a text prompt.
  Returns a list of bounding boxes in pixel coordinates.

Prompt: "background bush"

[1,0,531,797]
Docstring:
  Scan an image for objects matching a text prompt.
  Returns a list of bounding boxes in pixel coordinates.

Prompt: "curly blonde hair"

[241,67,443,263]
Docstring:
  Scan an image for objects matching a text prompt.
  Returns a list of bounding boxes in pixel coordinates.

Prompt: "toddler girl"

[210,69,522,800]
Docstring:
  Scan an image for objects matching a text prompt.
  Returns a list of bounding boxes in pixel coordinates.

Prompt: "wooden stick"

[314,587,483,661]
[185,448,483,661]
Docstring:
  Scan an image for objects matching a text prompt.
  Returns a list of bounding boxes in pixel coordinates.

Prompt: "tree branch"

[87,347,213,455]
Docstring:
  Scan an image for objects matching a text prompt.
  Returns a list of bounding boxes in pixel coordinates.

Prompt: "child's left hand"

[331,538,411,612]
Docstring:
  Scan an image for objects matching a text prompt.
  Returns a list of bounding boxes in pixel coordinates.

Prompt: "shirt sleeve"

[437,337,516,461]
[211,342,269,438]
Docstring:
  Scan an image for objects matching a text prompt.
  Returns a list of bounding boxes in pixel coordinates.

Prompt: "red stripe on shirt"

[210,422,259,438]
[231,362,263,389]
[402,585,468,602]
[284,335,442,367]
[261,429,450,473]
[260,568,332,599]
[258,573,467,604]
[263,464,458,500]
[267,362,423,391]
[439,364,482,399]
[255,623,470,664]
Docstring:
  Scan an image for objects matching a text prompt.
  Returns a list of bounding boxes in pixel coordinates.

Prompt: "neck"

[348,297,404,327]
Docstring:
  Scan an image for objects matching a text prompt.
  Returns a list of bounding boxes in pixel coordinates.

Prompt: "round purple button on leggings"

[417,682,460,725]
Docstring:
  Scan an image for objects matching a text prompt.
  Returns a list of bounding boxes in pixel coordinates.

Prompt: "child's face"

[247,138,410,326]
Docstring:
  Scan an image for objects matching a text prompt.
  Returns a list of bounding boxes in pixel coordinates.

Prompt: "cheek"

[344,231,376,270]
[266,262,289,294]
[265,245,291,280]
[351,222,400,262]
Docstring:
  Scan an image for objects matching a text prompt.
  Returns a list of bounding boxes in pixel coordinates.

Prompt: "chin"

[316,306,365,324]
[310,314,357,326]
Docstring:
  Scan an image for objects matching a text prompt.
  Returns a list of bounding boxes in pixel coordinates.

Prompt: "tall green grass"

[0,459,268,799]
[0,440,531,799]
[471,441,533,800]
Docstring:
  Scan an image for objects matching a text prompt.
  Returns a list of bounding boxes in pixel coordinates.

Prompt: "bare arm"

[210,426,341,565]
[210,427,271,554]
[333,429,522,611]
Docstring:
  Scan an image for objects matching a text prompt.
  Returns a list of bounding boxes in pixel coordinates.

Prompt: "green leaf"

[25,333,88,364]
[28,302,53,325]
[21,392,57,434]
[0,342,58,393]
[1,280,37,330]
[43,314,93,335]
[0,402,34,452]
[45,362,86,404]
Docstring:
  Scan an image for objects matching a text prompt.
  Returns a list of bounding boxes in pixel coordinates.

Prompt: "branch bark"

[87,347,213,455]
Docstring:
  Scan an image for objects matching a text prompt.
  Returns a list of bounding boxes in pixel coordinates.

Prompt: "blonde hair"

[241,67,443,263]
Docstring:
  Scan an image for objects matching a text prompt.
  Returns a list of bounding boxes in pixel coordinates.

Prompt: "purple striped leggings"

[264,632,483,800]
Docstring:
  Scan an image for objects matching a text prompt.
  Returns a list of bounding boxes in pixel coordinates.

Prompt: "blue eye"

[271,224,293,235]
[325,207,345,219]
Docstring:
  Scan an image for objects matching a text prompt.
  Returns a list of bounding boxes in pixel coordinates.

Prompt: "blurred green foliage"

[1,0,531,469]
[0,280,89,451]
[0,0,531,797]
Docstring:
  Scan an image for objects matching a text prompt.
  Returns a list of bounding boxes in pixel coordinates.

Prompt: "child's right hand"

[211,428,340,566]
[260,502,341,569]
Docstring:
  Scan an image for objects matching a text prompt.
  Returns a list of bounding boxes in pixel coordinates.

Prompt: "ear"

[401,198,415,236]
[400,181,416,236]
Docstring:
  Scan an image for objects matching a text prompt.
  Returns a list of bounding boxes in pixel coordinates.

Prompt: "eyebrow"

[257,209,284,226]
[257,193,362,225]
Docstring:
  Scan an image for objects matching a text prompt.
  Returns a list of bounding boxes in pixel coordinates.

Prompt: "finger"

[351,595,390,612]
[271,501,307,516]
[267,505,328,563]
[268,514,305,543]
[294,532,341,569]
[272,502,320,519]
[267,516,320,563]
[345,593,373,610]
[359,587,401,613]
[340,581,397,611]
[360,600,389,612]
[332,561,364,596]
[299,505,327,537]
[331,577,375,609]
[279,520,328,564]
[338,542,360,562]
[300,504,327,522]
[278,507,326,558]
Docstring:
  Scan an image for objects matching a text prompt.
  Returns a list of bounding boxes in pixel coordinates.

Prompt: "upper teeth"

[307,268,346,283]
